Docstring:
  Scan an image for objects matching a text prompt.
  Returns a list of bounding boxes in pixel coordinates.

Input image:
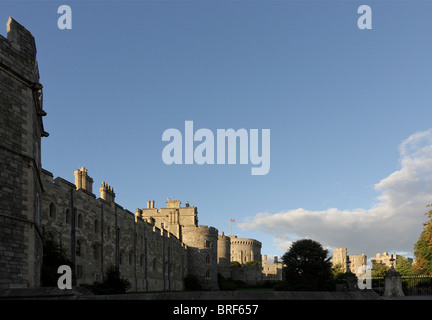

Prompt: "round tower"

[217,232,231,278]
[230,236,262,265]
[181,225,219,290]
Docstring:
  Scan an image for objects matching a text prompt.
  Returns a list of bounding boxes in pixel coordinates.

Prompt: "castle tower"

[182,225,219,290]
[74,167,94,193]
[0,18,48,289]
[230,236,262,265]
[332,248,348,272]
[217,232,231,278]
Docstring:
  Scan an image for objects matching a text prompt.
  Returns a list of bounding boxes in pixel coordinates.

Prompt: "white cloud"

[239,129,432,260]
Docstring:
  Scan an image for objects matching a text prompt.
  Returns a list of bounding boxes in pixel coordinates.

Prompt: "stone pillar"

[383,267,405,298]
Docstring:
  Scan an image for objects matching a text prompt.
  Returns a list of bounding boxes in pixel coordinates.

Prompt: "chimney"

[74,167,93,193]
[100,181,115,203]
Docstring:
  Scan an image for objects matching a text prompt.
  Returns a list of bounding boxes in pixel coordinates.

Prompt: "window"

[49,203,56,219]
[205,240,211,248]
[205,255,211,264]
[205,269,211,279]
[76,240,82,257]
[65,209,71,224]
[76,265,83,279]
[92,244,100,260]
[94,219,99,234]
[129,252,133,265]
[77,213,83,228]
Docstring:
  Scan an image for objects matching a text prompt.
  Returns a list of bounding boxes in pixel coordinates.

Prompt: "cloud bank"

[239,129,432,259]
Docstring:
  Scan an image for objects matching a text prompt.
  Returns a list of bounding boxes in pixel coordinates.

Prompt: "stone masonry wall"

[0,17,47,289]
[40,168,187,292]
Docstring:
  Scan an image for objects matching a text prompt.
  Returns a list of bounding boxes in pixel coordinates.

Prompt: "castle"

[332,248,367,277]
[0,17,282,291]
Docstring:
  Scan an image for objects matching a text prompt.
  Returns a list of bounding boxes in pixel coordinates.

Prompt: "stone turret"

[217,232,231,278]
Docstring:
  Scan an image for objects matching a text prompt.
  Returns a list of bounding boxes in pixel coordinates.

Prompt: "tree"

[41,237,73,287]
[414,205,432,275]
[281,239,334,291]
[372,263,389,277]
[332,263,345,278]
[82,265,131,294]
[245,260,259,267]
[395,256,414,276]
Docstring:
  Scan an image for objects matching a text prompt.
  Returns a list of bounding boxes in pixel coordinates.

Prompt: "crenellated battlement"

[230,236,262,247]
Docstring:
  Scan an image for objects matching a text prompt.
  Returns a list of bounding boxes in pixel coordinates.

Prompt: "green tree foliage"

[414,205,432,276]
[395,256,414,276]
[332,263,357,285]
[281,239,334,291]
[372,263,389,277]
[332,263,345,278]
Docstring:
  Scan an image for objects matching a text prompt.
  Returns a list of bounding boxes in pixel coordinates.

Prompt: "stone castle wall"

[0,18,48,289]
[40,168,187,292]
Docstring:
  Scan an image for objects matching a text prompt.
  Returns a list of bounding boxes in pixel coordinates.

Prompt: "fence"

[401,275,432,296]
[369,275,432,296]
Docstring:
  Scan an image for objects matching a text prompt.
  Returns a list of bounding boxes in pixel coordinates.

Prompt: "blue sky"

[2,0,432,261]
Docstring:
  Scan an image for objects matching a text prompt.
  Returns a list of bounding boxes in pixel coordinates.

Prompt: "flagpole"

[230,218,235,236]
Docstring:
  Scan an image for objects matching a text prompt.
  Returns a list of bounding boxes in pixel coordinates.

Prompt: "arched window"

[129,252,133,265]
[92,243,100,260]
[77,214,83,228]
[49,202,56,219]
[65,209,71,224]
[76,240,82,257]
[205,255,211,264]
[153,258,157,271]
[94,219,99,234]
[205,269,211,279]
